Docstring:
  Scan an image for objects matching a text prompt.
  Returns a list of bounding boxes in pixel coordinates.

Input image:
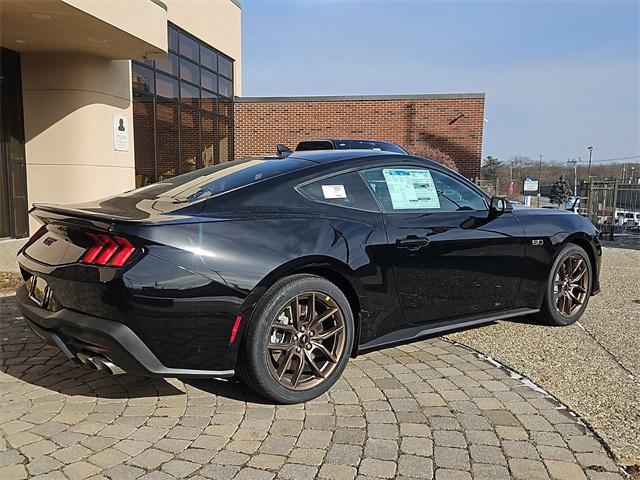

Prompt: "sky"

[241,0,640,165]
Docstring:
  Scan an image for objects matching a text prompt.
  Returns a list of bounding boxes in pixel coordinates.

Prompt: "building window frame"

[132,22,234,188]
[0,47,29,239]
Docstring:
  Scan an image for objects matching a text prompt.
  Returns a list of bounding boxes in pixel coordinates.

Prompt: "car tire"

[537,244,592,326]
[237,274,354,403]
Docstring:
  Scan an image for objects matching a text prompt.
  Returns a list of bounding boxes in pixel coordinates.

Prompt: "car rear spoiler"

[30,204,118,232]
[30,203,217,230]
[33,204,134,223]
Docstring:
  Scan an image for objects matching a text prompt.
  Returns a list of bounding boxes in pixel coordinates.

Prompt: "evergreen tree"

[481,156,503,180]
[549,175,572,208]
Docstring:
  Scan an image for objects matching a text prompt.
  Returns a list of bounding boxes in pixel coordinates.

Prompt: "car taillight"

[81,233,138,267]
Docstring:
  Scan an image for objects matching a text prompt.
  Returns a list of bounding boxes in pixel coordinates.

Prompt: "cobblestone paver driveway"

[0,297,623,480]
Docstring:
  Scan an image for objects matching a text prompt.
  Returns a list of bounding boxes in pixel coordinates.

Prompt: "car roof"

[286,149,400,164]
[301,138,395,144]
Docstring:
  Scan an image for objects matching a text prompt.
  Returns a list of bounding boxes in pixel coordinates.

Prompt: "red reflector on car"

[81,233,138,267]
[229,314,243,344]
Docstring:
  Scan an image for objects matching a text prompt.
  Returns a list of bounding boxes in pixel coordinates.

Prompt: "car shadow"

[0,296,266,402]
[0,300,183,399]
[184,378,273,405]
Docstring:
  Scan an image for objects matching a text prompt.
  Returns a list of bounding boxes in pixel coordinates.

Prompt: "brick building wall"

[233,93,485,178]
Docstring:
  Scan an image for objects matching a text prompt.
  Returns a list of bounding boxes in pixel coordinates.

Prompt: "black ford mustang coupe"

[16,150,601,403]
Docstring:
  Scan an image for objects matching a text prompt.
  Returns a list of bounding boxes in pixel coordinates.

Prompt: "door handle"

[396,235,430,250]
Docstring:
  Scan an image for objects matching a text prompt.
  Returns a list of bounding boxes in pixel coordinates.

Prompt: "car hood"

[510,206,575,217]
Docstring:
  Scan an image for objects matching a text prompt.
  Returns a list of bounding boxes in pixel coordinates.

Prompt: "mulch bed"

[0,272,22,295]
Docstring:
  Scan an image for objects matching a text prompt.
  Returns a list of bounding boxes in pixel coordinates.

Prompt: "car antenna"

[276,144,292,157]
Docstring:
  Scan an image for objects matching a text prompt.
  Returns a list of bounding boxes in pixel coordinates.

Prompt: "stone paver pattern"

[0,295,624,479]
[448,246,640,466]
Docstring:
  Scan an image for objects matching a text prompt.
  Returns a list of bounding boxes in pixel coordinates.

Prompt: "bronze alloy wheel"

[265,291,346,390]
[554,253,590,317]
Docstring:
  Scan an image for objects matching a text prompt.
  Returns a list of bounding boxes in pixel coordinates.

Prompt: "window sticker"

[321,185,347,199]
[382,168,440,210]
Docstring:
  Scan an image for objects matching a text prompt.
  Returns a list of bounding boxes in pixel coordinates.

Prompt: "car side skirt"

[358,308,540,354]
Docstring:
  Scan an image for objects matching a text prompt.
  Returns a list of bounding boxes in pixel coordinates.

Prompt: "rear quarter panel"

[118,208,395,358]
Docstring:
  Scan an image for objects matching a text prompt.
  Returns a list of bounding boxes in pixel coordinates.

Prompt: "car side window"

[298,171,380,211]
[360,167,487,213]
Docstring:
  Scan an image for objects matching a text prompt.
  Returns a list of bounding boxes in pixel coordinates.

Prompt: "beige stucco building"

[0,1,487,273]
[0,0,241,268]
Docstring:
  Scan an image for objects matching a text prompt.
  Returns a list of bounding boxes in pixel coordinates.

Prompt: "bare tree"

[408,144,459,172]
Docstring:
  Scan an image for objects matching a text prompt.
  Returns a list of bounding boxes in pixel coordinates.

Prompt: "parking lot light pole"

[537,154,543,207]
[587,146,593,179]
[568,158,579,196]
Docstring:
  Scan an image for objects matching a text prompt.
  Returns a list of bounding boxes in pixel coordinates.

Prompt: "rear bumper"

[16,285,234,379]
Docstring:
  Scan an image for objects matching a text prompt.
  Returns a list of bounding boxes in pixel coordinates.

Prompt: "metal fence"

[580,180,640,239]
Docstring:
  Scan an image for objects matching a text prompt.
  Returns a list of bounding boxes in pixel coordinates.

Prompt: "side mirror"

[276,144,292,157]
[489,196,512,217]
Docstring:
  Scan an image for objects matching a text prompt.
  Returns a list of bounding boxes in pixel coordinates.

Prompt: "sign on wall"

[113,115,129,152]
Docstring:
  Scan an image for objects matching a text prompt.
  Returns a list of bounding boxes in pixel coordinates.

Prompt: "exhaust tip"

[76,352,125,375]
[93,357,124,376]
[76,352,99,370]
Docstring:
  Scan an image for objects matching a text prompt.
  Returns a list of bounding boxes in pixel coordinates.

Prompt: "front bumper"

[16,285,234,379]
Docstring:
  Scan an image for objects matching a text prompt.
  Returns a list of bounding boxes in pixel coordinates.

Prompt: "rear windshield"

[123,158,312,202]
[335,140,406,154]
[296,141,334,151]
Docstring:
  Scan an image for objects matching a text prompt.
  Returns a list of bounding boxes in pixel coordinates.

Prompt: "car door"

[360,164,526,325]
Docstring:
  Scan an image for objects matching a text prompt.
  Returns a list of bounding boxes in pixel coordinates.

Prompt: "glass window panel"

[218,98,232,118]
[156,101,179,181]
[180,57,199,84]
[201,47,218,72]
[180,82,199,108]
[133,98,156,187]
[180,108,199,173]
[0,164,9,237]
[168,26,178,52]
[218,118,231,163]
[132,64,154,94]
[179,32,199,61]
[219,77,233,98]
[219,56,233,79]
[300,172,379,211]
[10,163,27,205]
[200,111,217,167]
[156,52,178,76]
[156,73,178,100]
[360,167,487,213]
[12,198,28,239]
[201,90,217,113]
[201,69,217,92]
